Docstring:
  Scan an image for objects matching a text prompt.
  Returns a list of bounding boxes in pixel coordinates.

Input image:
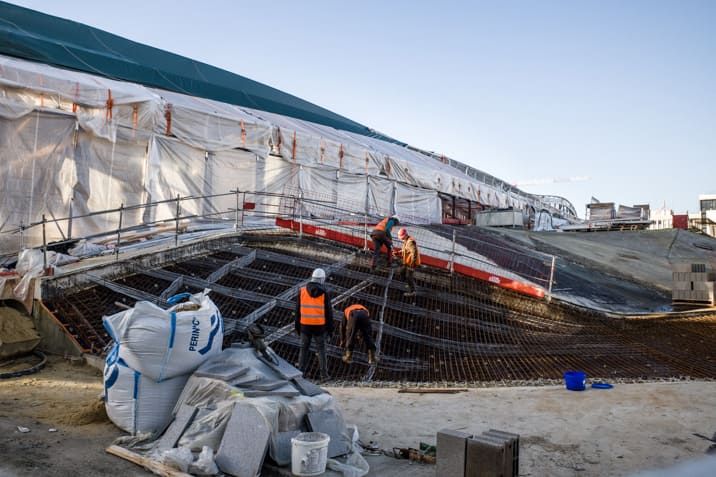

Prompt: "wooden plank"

[398,388,468,394]
[672,300,715,307]
[105,445,193,477]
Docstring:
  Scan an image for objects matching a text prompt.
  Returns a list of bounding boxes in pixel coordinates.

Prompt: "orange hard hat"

[398,228,407,239]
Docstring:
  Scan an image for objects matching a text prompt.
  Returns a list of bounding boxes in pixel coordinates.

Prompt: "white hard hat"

[311,268,326,283]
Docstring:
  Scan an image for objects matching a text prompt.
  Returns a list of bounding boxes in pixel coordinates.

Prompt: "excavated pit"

[41,233,716,385]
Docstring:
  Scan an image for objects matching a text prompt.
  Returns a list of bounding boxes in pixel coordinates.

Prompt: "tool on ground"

[389,442,436,464]
[247,324,278,365]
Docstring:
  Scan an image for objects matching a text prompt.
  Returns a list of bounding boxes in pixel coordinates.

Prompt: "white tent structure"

[0,6,579,258]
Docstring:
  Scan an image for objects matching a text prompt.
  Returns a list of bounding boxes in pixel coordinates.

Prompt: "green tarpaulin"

[0,1,402,145]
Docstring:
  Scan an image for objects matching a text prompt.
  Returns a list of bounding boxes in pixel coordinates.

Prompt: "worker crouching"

[340,303,378,365]
[369,216,399,271]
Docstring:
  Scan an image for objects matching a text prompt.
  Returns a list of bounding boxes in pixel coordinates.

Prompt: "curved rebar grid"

[40,235,716,385]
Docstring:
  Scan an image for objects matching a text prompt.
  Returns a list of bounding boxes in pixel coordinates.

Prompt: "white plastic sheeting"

[72,131,148,237]
[251,109,378,175]
[148,135,209,225]
[367,176,394,219]
[298,165,340,219]
[393,182,442,225]
[149,89,272,154]
[0,112,76,253]
[0,53,553,256]
[336,173,369,218]
[0,55,158,143]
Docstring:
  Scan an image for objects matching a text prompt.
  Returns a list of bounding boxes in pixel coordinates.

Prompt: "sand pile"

[0,306,41,358]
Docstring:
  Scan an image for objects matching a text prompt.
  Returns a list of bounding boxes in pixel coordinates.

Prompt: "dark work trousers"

[345,312,376,352]
[299,330,328,378]
[370,231,392,268]
[399,265,416,293]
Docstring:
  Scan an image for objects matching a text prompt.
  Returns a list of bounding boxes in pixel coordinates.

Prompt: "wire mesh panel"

[41,236,716,385]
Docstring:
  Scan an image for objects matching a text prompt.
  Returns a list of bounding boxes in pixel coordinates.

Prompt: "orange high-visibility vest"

[373,217,389,233]
[344,304,369,320]
[300,287,326,325]
[401,236,421,267]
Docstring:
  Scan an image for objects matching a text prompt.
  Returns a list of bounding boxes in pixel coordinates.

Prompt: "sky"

[9,0,716,217]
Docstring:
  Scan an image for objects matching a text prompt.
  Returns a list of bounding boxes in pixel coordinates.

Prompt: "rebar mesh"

[42,235,716,384]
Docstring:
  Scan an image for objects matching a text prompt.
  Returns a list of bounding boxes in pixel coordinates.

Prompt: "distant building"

[649,208,674,230]
[672,214,688,230]
[562,201,651,231]
[688,194,716,237]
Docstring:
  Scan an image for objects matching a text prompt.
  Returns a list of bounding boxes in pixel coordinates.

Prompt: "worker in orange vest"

[394,228,421,297]
[339,303,378,365]
[369,216,400,272]
[295,268,334,382]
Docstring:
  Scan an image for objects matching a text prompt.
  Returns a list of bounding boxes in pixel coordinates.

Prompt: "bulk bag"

[103,289,223,382]
[103,344,189,435]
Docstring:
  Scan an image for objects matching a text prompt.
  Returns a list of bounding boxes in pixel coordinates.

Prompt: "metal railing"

[0,188,556,298]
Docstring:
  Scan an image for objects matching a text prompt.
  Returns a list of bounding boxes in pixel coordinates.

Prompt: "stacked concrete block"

[483,429,519,477]
[437,429,473,476]
[215,402,271,477]
[465,434,506,476]
[672,263,716,305]
[436,428,519,477]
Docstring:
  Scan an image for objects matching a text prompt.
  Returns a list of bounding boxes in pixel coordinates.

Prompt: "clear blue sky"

[10,0,716,217]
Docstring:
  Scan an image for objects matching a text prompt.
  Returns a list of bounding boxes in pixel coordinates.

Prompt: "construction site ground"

[2,227,716,476]
[1,356,714,477]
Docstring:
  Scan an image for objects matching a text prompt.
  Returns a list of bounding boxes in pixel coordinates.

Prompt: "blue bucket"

[564,371,586,391]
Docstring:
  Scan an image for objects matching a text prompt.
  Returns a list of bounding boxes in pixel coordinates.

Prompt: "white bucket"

[291,431,330,476]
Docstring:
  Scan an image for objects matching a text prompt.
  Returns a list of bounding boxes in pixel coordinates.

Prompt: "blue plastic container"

[564,371,587,391]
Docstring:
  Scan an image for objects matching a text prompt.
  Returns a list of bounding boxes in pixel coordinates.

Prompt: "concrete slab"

[154,404,197,451]
[305,409,352,458]
[229,373,261,387]
[437,428,473,477]
[291,376,326,396]
[269,430,301,466]
[193,363,249,381]
[483,429,519,477]
[258,351,302,379]
[250,379,289,391]
[240,387,300,398]
[216,402,271,477]
[465,434,506,477]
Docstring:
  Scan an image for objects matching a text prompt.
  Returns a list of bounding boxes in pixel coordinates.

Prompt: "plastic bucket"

[291,432,330,476]
[564,371,587,391]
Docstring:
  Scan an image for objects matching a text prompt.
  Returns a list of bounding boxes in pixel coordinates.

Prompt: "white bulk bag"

[103,289,223,382]
[103,345,189,435]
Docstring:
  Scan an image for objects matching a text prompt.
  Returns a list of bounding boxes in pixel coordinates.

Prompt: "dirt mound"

[54,399,109,426]
[0,306,41,358]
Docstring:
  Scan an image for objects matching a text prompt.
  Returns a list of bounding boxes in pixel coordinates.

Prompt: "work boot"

[368,349,379,365]
[342,350,353,364]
